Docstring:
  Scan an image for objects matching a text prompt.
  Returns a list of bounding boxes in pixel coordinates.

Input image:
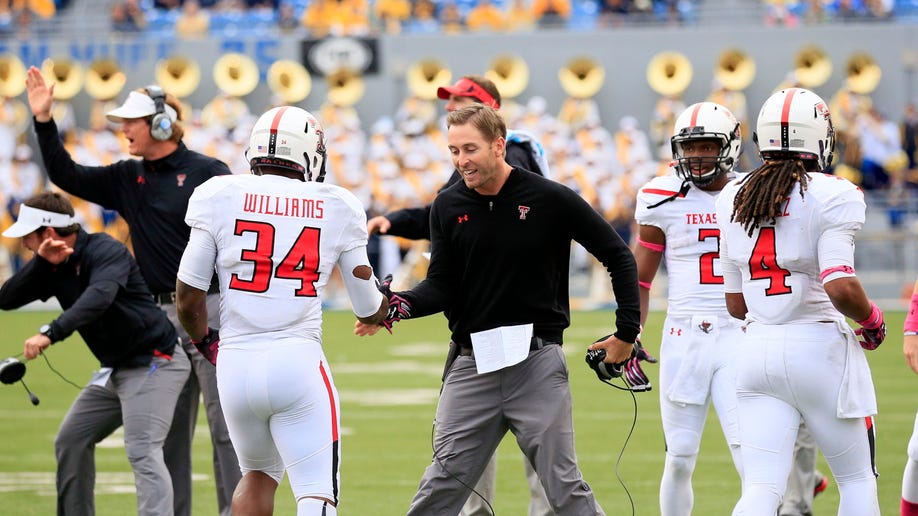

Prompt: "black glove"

[377,274,412,334]
[622,339,657,392]
[191,327,220,366]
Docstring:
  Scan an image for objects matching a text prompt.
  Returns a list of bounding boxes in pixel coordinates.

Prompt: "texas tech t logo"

[518,206,530,220]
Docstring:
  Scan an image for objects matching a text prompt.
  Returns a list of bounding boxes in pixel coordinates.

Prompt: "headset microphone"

[21,380,39,406]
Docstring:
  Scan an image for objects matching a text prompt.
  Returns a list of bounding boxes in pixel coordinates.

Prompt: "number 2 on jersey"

[748,227,792,295]
[698,228,723,284]
[229,220,321,296]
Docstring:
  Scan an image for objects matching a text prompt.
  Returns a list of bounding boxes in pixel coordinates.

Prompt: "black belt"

[458,336,559,357]
[155,283,219,305]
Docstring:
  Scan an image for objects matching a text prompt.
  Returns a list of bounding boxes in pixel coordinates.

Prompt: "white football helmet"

[671,102,742,187]
[248,106,327,182]
[754,87,835,171]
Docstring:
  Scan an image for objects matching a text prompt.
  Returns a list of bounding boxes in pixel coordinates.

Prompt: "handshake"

[377,274,412,333]
[585,336,657,392]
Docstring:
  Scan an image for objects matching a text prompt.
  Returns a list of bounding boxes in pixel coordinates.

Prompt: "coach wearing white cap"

[0,191,191,516]
[24,66,240,516]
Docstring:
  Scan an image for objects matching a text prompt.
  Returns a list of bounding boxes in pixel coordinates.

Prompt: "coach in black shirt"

[357,105,640,514]
[0,192,190,516]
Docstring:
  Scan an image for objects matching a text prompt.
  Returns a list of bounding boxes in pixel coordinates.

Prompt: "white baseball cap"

[106,91,178,123]
[2,205,76,238]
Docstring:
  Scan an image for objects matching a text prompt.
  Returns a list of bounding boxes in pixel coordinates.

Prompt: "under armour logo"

[669,327,683,336]
[42,217,51,224]
[176,174,187,187]
[458,214,469,224]
[698,320,713,334]
[137,176,146,185]
[518,206,530,220]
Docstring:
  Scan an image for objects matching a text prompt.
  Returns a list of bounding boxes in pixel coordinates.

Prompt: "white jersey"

[635,173,728,318]
[182,174,370,344]
[715,172,865,325]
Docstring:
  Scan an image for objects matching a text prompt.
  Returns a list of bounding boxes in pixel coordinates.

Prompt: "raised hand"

[25,66,54,122]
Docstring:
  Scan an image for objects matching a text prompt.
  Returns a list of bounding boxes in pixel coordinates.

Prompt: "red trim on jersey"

[268,106,288,156]
[902,498,918,516]
[780,89,797,150]
[642,188,685,198]
[689,102,703,128]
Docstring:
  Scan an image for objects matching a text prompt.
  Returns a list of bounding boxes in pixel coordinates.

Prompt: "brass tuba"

[212,52,259,98]
[485,54,529,100]
[0,55,29,138]
[406,59,451,101]
[793,45,832,89]
[267,59,311,104]
[0,54,26,98]
[558,57,605,99]
[156,55,201,100]
[326,68,365,107]
[646,51,692,97]
[715,48,755,91]
[845,52,881,94]
[41,57,83,100]
[84,58,126,101]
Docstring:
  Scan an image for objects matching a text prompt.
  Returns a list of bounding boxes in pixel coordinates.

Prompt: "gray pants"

[161,295,241,516]
[407,344,603,516]
[460,451,553,516]
[55,346,190,516]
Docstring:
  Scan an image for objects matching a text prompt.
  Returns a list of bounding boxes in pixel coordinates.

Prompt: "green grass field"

[0,309,912,515]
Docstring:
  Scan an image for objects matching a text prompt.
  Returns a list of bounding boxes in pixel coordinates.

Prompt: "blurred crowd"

[2,75,916,293]
[4,0,915,39]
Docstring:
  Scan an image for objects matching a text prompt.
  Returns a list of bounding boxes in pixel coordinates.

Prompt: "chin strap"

[646,181,691,210]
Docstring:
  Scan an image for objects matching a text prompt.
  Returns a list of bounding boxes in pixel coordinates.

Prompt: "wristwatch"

[39,324,55,343]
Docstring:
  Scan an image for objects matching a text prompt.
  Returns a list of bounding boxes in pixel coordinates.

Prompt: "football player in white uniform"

[634,101,745,516]
[716,88,883,516]
[175,106,388,516]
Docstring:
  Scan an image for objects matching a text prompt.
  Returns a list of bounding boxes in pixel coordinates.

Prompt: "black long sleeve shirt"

[401,169,641,346]
[0,230,178,368]
[384,140,542,240]
[34,118,231,295]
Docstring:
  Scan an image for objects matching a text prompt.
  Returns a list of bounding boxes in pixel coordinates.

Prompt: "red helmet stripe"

[780,89,797,150]
[689,103,703,128]
[268,106,288,156]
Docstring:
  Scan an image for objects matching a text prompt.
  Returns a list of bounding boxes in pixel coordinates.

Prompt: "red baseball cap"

[436,78,500,109]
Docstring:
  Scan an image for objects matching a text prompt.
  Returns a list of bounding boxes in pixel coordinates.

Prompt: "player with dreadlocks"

[715,87,883,516]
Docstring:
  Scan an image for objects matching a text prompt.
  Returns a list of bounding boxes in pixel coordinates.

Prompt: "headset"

[144,85,173,142]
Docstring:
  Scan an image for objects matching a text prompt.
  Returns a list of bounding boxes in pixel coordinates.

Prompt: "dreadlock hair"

[731,158,810,237]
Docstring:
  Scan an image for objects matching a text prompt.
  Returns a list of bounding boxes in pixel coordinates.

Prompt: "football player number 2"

[698,228,723,284]
[229,220,320,296]
[748,227,791,295]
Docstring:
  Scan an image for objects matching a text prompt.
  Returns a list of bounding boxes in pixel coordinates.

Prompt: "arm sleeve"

[818,186,865,284]
[177,227,217,291]
[0,258,53,310]
[53,242,130,339]
[34,119,123,209]
[400,195,456,317]
[568,188,641,342]
[338,246,386,318]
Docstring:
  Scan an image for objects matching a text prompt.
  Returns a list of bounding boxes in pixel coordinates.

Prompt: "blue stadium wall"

[1,23,916,131]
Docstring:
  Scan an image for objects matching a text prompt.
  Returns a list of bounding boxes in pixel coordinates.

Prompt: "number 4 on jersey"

[748,227,792,295]
[229,220,321,296]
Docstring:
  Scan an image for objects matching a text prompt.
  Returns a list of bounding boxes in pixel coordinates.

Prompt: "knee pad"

[664,452,698,478]
[665,428,703,458]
